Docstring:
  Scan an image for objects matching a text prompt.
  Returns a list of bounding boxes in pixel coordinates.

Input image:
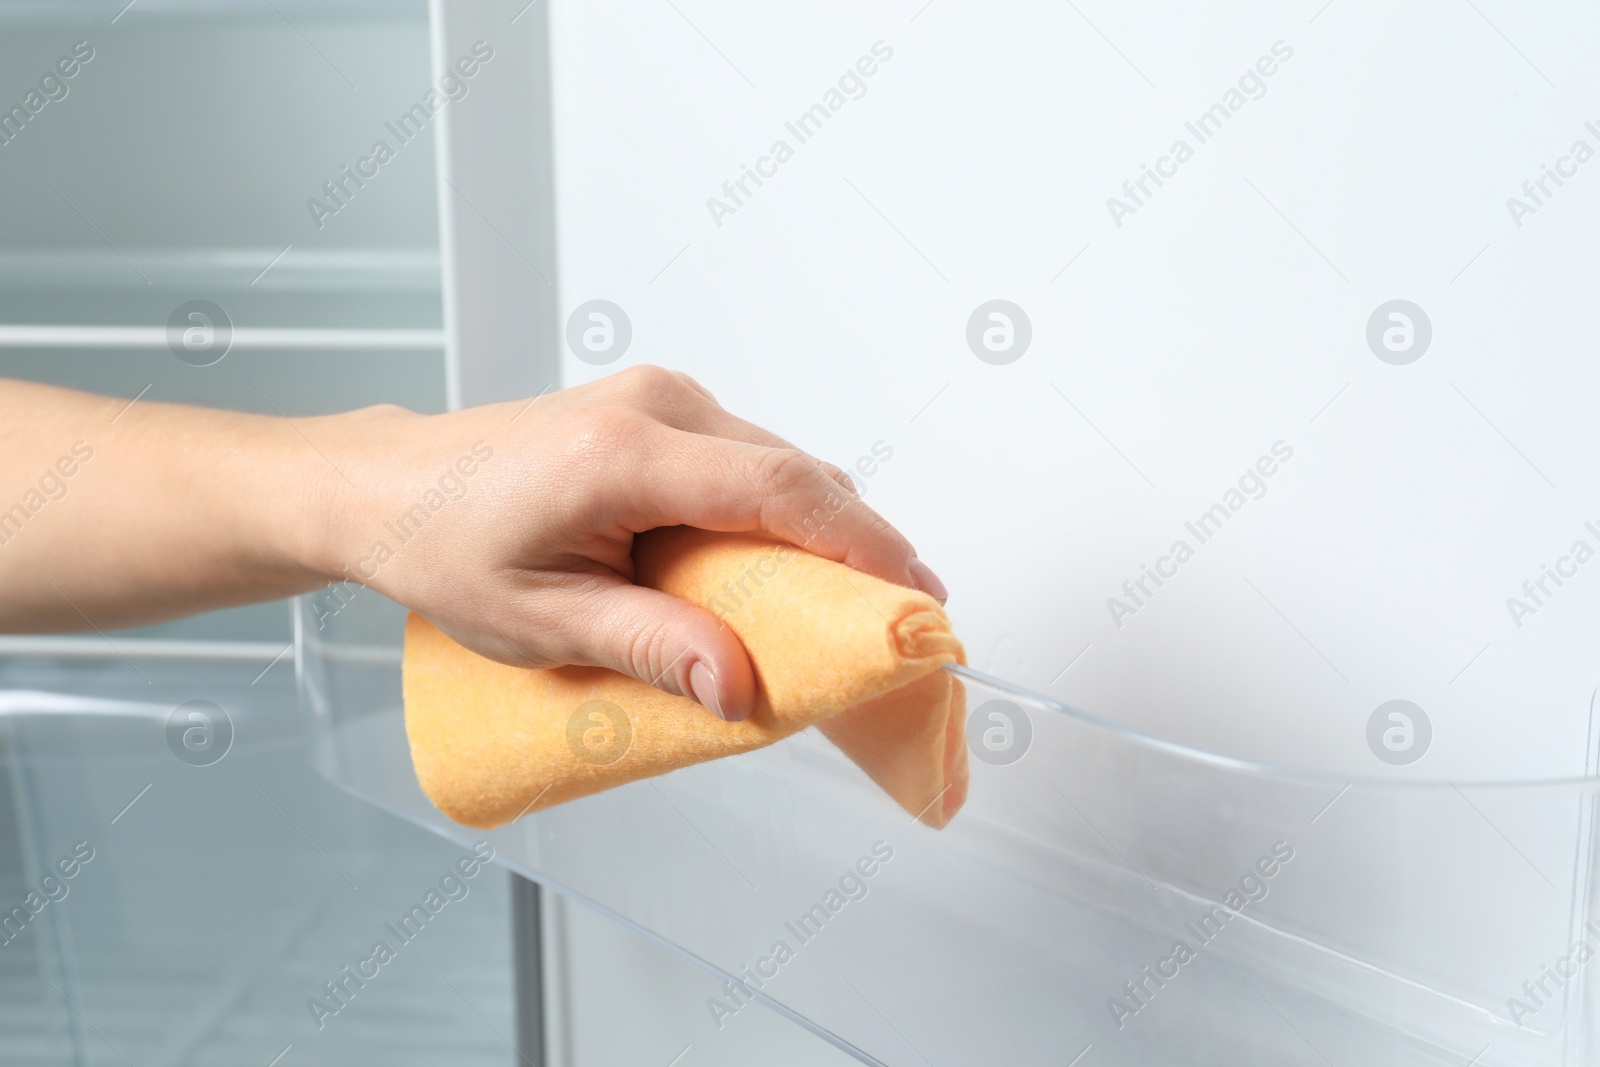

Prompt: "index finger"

[623,426,946,601]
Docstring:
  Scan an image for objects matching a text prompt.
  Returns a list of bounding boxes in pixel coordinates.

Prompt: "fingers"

[624,428,946,601]
[556,577,758,722]
[582,365,942,598]
[613,366,860,496]
[674,405,859,496]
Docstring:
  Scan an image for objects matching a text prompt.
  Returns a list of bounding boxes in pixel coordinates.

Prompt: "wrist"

[290,404,430,594]
[253,412,358,591]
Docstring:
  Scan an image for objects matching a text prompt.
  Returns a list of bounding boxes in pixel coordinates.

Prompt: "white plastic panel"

[537,0,1600,780]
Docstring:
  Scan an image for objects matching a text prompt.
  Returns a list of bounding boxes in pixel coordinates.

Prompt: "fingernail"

[689,661,726,720]
[908,557,948,604]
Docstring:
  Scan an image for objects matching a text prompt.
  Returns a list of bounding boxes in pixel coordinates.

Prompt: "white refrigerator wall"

[534,0,1600,780]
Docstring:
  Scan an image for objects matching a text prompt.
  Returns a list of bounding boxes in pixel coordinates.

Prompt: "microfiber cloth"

[402,526,969,830]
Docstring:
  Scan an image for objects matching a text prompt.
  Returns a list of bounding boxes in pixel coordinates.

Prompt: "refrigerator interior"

[3,0,1599,1064]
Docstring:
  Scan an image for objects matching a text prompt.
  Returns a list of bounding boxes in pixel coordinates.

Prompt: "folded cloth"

[403,526,968,830]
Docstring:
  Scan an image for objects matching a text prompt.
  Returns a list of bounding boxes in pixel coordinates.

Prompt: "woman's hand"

[0,369,940,726]
[313,366,943,721]
[306,366,948,721]
[0,368,943,721]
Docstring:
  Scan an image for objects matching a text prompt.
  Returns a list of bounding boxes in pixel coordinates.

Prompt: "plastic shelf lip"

[947,663,1600,790]
[0,326,445,350]
[0,0,425,23]
[0,690,171,719]
[0,636,290,662]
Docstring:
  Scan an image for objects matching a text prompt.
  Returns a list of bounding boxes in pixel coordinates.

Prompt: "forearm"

[0,379,346,632]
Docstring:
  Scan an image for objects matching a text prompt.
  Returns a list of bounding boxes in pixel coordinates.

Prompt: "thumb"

[562,580,758,722]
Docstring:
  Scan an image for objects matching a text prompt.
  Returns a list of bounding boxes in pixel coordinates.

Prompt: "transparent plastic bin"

[0,651,513,1066]
[297,590,1600,1067]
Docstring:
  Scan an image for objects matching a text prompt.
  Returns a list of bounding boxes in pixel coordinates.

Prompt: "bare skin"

[0,365,946,722]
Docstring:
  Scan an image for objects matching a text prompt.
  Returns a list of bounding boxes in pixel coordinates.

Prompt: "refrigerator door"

[398,1,1600,1063]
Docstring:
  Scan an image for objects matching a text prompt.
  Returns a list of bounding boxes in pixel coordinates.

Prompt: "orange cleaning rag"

[402,526,969,830]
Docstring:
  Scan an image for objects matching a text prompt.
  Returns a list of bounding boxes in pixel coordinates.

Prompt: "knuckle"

[855,501,910,552]
[861,507,901,545]
[544,409,654,519]
[754,447,824,496]
[615,363,677,399]
[820,462,858,496]
[671,370,716,404]
[543,580,673,683]
[624,617,675,687]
